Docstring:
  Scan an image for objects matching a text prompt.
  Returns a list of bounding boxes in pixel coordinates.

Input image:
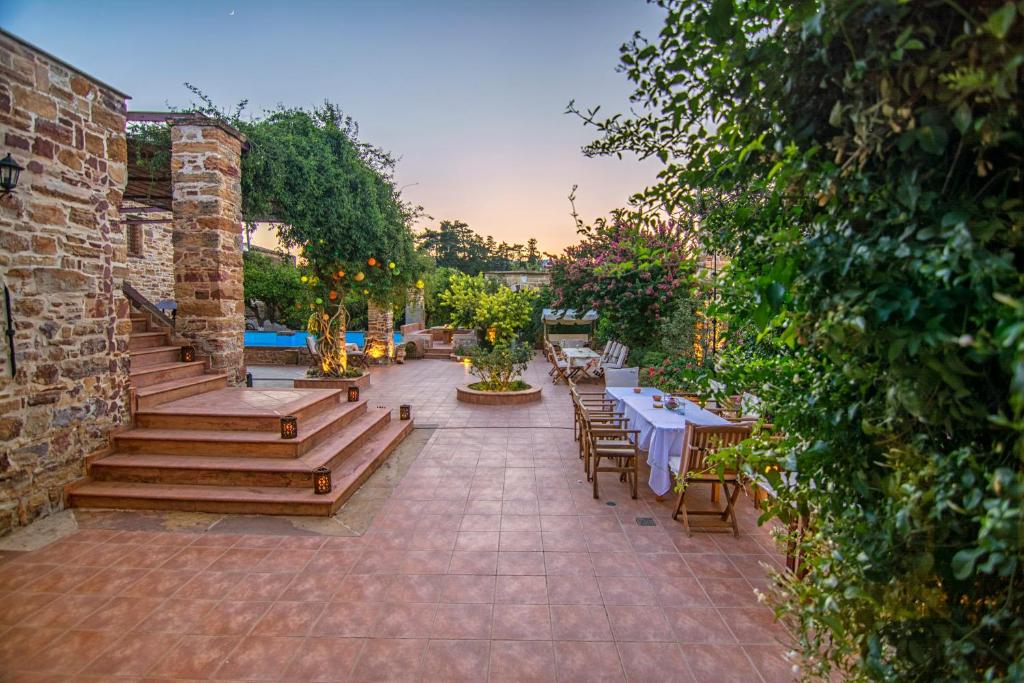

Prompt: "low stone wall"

[244,346,312,366]
[456,384,543,405]
[294,372,371,391]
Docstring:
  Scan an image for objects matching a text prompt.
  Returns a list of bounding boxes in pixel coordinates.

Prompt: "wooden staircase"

[67,310,412,515]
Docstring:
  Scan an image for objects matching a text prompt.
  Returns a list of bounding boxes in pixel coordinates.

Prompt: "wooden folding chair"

[670,423,752,536]
[587,421,640,500]
[570,387,625,478]
[545,344,570,384]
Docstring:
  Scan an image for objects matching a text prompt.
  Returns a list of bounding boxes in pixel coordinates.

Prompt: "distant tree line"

[416,220,543,275]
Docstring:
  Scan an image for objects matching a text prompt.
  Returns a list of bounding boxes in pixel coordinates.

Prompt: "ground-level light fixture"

[399,404,411,421]
[313,466,331,494]
[280,416,298,439]
[347,386,360,402]
[180,345,196,363]
[0,154,23,194]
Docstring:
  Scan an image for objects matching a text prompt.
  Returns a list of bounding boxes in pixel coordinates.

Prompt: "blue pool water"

[244,330,403,348]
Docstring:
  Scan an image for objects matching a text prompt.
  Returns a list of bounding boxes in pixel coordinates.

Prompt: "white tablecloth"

[605,386,730,496]
[562,347,600,367]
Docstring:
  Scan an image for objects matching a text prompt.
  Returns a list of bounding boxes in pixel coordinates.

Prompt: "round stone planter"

[294,371,371,391]
[456,383,542,405]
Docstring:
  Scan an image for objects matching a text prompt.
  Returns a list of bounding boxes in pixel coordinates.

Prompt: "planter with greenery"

[457,342,540,404]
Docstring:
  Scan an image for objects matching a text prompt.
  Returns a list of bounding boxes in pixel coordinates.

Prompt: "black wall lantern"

[180,345,196,363]
[399,404,411,421]
[313,466,332,494]
[280,415,298,439]
[0,154,23,194]
[347,386,360,402]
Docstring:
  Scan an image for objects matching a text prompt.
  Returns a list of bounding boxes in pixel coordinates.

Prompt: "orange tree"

[241,104,422,375]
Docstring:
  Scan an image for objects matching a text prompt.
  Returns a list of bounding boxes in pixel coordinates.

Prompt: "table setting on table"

[604,385,730,496]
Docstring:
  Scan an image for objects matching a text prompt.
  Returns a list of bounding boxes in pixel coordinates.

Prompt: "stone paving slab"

[0,359,797,681]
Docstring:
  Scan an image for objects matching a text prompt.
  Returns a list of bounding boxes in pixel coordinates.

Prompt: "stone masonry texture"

[124,204,174,304]
[170,120,247,385]
[0,32,131,535]
[366,301,395,363]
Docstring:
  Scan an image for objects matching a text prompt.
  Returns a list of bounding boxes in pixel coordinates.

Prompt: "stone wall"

[171,120,246,384]
[124,205,174,303]
[244,346,312,366]
[0,32,130,535]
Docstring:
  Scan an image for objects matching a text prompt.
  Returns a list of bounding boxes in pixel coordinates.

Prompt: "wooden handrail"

[122,281,175,329]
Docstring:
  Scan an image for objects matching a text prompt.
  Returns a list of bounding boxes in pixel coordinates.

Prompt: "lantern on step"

[399,404,411,421]
[280,415,298,439]
[347,386,360,402]
[180,345,196,363]
[313,466,331,494]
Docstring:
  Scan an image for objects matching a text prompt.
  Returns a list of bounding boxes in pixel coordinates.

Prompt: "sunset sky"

[2,0,665,254]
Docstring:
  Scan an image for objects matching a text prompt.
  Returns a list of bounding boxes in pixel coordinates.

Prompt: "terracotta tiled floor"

[0,359,796,681]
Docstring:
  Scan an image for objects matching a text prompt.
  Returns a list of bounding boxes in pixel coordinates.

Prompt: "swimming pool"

[244,331,403,348]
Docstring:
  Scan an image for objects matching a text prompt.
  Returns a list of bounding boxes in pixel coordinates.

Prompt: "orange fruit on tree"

[328,291,338,301]
[367,257,377,267]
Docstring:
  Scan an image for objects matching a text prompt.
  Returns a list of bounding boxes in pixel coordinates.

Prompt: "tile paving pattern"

[0,359,796,681]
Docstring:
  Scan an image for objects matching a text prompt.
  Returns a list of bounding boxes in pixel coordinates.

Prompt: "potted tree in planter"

[457,342,541,405]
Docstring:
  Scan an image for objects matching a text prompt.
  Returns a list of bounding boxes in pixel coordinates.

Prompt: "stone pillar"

[170,118,247,384]
[404,287,425,326]
[365,302,395,363]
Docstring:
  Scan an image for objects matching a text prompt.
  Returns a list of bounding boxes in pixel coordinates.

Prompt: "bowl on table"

[632,387,642,394]
[653,394,662,402]
[653,402,664,409]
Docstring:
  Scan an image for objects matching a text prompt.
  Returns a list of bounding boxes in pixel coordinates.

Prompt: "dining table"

[604,386,730,496]
[562,347,601,380]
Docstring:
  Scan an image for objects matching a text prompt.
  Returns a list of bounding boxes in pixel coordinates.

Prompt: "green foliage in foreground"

[574,0,1024,679]
[468,342,533,392]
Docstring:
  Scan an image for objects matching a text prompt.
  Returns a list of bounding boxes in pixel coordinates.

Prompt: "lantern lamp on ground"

[180,345,196,363]
[347,386,360,402]
[400,404,411,421]
[280,416,298,439]
[0,154,23,194]
[313,466,331,494]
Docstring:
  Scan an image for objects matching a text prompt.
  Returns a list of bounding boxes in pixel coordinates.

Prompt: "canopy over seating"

[542,309,598,323]
[542,308,598,344]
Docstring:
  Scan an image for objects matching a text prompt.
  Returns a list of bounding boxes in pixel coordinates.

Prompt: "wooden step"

[129,330,170,350]
[90,409,392,487]
[135,373,229,411]
[130,361,206,389]
[131,317,149,333]
[68,418,414,516]
[113,400,369,458]
[134,388,342,431]
[130,345,182,369]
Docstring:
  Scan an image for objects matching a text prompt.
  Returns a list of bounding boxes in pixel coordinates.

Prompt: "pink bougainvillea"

[548,220,697,348]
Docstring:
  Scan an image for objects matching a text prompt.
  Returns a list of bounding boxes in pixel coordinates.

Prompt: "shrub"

[573,1,1024,678]
[549,220,696,349]
[439,272,537,346]
[468,342,533,392]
